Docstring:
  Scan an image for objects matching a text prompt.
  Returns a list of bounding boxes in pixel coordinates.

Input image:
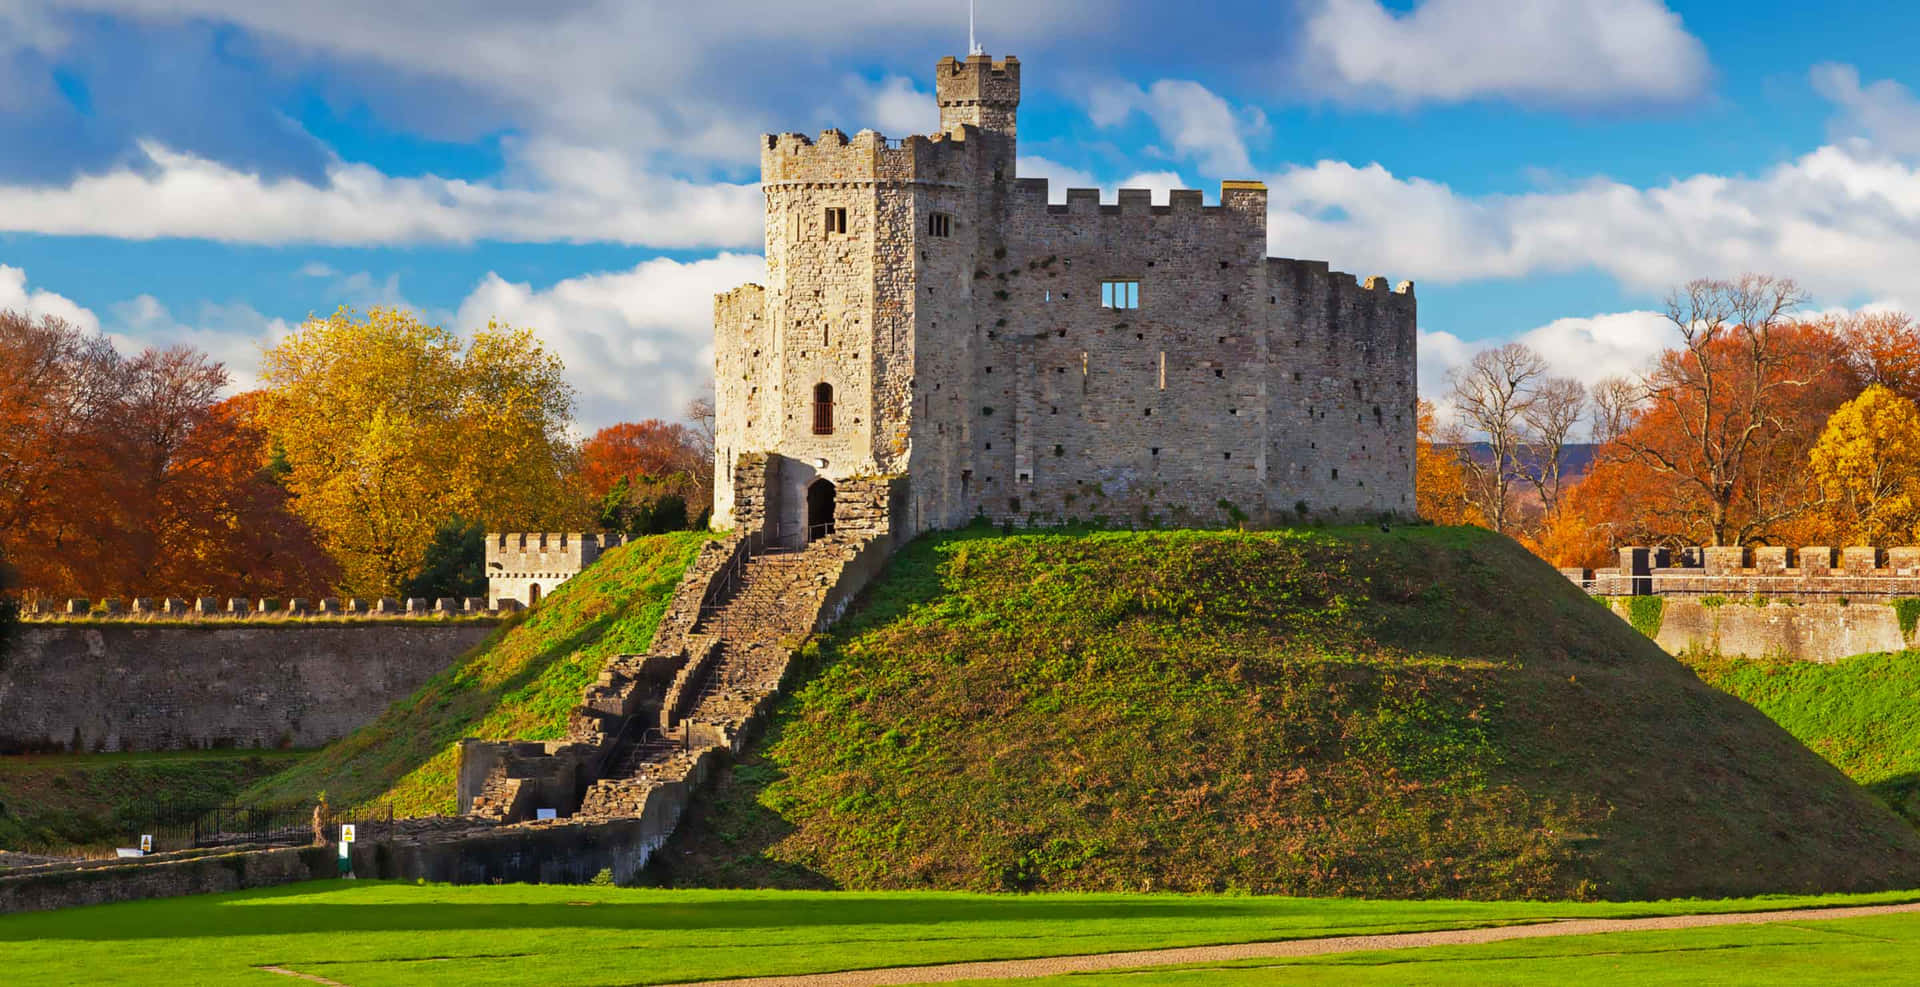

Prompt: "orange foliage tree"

[578,419,711,531]
[1588,277,1852,548]
[1414,400,1482,526]
[0,310,334,600]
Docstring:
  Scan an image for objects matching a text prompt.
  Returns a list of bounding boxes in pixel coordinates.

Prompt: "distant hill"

[1445,442,1602,481]
[665,526,1920,900]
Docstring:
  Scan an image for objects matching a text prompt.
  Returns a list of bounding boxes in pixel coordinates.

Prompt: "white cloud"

[453,252,766,429]
[1812,63,1920,160]
[0,263,100,331]
[0,139,763,247]
[1419,310,1670,431]
[843,75,941,138]
[1085,79,1263,177]
[296,261,336,278]
[1298,0,1710,108]
[106,294,292,392]
[1262,143,1920,300]
[34,1,1087,168]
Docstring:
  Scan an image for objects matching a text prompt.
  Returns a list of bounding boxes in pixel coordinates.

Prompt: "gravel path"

[682,900,1920,986]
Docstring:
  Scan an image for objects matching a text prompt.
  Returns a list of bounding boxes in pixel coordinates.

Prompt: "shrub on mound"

[245,533,706,816]
[666,526,1920,900]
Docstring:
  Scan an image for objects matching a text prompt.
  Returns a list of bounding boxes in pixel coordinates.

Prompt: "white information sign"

[139,834,152,854]
[340,824,356,844]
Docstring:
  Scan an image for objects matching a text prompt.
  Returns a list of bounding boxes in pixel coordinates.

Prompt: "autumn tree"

[1414,400,1481,526]
[1602,275,1846,546]
[578,419,709,534]
[1807,385,1920,544]
[1836,311,1920,403]
[258,307,583,597]
[0,311,122,593]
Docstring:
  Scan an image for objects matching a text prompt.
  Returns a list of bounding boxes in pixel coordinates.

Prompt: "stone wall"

[0,623,494,752]
[0,844,334,915]
[1613,597,1911,663]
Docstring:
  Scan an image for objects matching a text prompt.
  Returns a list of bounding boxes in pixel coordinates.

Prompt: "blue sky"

[5,0,1920,427]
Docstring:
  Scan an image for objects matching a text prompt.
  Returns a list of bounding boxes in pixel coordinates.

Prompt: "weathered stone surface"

[0,624,494,752]
[711,53,1416,538]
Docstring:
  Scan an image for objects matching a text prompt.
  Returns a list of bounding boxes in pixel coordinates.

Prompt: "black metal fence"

[122,801,393,854]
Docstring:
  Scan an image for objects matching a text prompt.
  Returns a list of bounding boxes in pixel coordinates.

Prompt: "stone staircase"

[574,534,872,817]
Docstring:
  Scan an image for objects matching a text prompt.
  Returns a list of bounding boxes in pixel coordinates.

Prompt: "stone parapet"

[20,597,508,622]
[1572,545,1920,599]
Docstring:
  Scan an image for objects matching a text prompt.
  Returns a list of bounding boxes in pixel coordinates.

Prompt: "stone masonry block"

[1842,547,1882,574]
[1753,547,1790,574]
[1703,547,1748,576]
[1800,547,1836,574]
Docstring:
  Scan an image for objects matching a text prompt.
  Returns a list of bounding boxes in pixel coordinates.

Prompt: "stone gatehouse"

[712,53,1418,540]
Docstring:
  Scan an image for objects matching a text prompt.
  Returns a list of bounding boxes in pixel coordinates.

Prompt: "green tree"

[399,518,487,601]
[257,307,586,596]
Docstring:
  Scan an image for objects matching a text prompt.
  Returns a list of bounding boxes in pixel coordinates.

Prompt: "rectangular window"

[928,212,952,237]
[824,207,848,236]
[1101,279,1140,309]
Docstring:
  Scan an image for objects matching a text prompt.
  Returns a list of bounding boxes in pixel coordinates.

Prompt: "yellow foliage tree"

[1414,400,1483,526]
[1807,385,1920,545]
[257,308,584,596]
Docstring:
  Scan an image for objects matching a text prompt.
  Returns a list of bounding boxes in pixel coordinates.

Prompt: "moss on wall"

[1627,595,1666,639]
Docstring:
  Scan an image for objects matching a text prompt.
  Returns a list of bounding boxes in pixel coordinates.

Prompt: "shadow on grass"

[0,882,1266,942]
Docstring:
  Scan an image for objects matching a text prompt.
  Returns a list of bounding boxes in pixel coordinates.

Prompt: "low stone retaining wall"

[1,623,497,752]
[0,844,334,914]
[1609,597,1913,663]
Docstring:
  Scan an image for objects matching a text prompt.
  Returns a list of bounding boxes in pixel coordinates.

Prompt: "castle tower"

[935,54,1020,142]
[713,52,1417,543]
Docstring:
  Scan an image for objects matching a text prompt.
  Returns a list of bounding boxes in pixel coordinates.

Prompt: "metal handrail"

[593,712,644,778]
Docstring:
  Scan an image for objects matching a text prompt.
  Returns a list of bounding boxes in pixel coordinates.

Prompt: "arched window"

[813,383,835,435]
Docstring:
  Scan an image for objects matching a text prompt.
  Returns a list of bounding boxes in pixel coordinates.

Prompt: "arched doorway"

[528,583,542,606]
[807,479,836,542]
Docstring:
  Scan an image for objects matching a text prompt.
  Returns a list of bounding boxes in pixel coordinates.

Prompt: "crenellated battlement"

[20,596,508,621]
[486,531,629,607]
[1009,179,1270,222]
[760,126,979,186]
[935,53,1019,138]
[1567,545,1920,598]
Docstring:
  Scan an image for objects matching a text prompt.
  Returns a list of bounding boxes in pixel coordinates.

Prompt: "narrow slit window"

[928,212,952,237]
[812,382,834,435]
[824,207,848,236]
[1101,279,1140,310]
[1158,351,1166,390]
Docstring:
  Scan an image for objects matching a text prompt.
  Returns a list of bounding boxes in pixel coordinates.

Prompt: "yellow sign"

[340,824,357,844]
[139,834,152,854]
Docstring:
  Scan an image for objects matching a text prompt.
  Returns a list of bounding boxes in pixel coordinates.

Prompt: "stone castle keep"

[711,54,1417,539]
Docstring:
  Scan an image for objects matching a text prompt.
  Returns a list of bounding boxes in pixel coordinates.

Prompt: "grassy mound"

[665,526,1920,900]
[245,533,705,816]
[0,751,304,853]
[1688,650,1920,829]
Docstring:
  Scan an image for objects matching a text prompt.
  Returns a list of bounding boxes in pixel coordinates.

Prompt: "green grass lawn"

[1,883,1917,986]
[0,750,308,854]
[997,912,1920,984]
